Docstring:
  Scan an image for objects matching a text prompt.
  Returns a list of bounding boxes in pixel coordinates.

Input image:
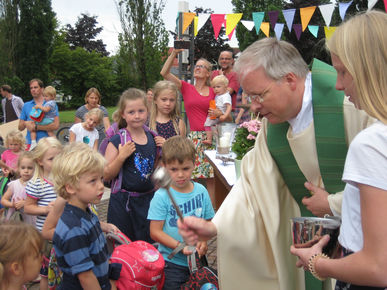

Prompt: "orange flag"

[261,22,270,37]
[300,6,316,31]
[226,13,243,36]
[324,26,337,40]
[182,12,195,33]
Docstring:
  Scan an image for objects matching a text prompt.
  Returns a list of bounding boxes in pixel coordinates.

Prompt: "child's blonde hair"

[85,107,104,125]
[211,75,229,88]
[43,86,56,100]
[149,80,181,135]
[161,136,196,164]
[116,88,147,129]
[4,130,25,151]
[31,137,62,182]
[17,151,34,175]
[0,221,43,284]
[52,142,105,199]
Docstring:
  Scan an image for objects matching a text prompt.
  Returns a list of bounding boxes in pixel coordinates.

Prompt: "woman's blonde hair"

[43,86,56,100]
[85,107,104,124]
[326,10,387,124]
[149,80,181,135]
[4,130,25,151]
[115,88,147,129]
[84,87,101,104]
[0,221,43,285]
[52,142,105,199]
[30,137,62,182]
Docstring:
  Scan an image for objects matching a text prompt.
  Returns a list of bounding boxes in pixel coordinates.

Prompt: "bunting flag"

[211,14,225,39]
[252,12,265,34]
[339,1,353,20]
[274,23,284,40]
[261,22,270,37]
[228,28,236,40]
[384,0,387,12]
[194,16,198,36]
[241,20,255,31]
[319,4,335,27]
[226,13,243,35]
[324,26,337,40]
[197,14,210,34]
[182,12,195,33]
[300,6,316,31]
[282,9,296,32]
[268,11,279,29]
[293,24,302,40]
[308,25,319,37]
[367,0,378,10]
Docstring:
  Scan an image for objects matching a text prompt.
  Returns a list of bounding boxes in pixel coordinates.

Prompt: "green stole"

[267,59,347,290]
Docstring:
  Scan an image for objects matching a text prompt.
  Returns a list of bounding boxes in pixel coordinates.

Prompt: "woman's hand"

[290,234,330,269]
[208,107,222,119]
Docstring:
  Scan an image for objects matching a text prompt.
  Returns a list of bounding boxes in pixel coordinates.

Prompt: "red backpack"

[107,232,165,290]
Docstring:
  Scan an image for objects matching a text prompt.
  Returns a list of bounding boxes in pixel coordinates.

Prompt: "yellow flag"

[226,13,243,36]
[194,16,198,36]
[182,12,196,33]
[261,22,270,37]
[324,26,337,40]
[300,6,316,31]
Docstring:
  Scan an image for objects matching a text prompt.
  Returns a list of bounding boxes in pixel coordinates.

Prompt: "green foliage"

[116,0,169,90]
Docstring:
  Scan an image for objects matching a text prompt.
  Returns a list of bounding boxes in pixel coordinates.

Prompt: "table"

[205,150,236,209]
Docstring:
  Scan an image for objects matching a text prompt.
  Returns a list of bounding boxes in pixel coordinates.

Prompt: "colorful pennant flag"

[252,12,265,35]
[324,26,337,40]
[194,16,198,36]
[228,28,236,40]
[226,13,243,36]
[268,11,279,29]
[282,9,296,32]
[211,14,225,39]
[241,20,255,31]
[308,25,319,38]
[261,22,270,37]
[384,0,387,12]
[339,1,353,21]
[293,24,302,40]
[274,23,284,40]
[368,0,378,10]
[197,14,210,34]
[300,6,316,31]
[319,4,335,27]
[182,12,195,33]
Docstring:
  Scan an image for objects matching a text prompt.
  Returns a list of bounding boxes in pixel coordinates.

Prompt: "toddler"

[0,130,25,177]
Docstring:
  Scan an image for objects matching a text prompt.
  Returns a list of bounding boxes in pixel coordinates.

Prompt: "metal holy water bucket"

[291,216,341,258]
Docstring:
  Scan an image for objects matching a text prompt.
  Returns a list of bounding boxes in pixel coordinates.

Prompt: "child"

[23,137,62,290]
[1,130,25,177]
[69,107,104,150]
[51,142,113,289]
[0,221,44,290]
[104,88,162,242]
[203,75,232,145]
[148,136,215,289]
[1,151,36,224]
[30,86,58,150]
[148,80,186,139]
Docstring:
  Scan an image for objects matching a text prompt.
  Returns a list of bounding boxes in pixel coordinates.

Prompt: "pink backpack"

[107,232,165,290]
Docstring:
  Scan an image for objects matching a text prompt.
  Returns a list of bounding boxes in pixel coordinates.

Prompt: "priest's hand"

[302,182,333,217]
[177,217,217,246]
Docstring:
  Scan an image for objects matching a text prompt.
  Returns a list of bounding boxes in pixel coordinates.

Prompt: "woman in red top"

[161,49,218,205]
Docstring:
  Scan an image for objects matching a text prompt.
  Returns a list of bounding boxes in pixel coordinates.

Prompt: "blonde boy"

[203,75,233,145]
[51,143,113,289]
[30,86,58,149]
[148,136,215,289]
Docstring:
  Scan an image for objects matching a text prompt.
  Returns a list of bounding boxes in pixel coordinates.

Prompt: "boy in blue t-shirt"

[52,143,114,289]
[148,136,215,289]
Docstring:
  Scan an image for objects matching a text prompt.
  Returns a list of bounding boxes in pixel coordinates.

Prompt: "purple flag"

[293,24,302,40]
[268,11,279,29]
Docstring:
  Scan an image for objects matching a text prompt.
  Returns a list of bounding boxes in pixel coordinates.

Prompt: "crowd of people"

[0,10,385,290]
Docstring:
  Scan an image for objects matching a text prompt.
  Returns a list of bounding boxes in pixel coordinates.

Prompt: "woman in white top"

[290,11,387,289]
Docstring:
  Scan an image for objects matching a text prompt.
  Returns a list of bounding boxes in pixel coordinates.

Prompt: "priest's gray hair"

[234,38,309,81]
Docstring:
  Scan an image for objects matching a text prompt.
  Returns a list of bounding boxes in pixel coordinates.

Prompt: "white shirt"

[70,123,99,148]
[215,92,232,114]
[339,121,387,251]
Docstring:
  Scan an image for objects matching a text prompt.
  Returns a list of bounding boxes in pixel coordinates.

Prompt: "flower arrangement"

[231,118,261,160]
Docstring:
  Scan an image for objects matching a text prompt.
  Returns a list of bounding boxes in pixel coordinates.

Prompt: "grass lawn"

[59,107,116,123]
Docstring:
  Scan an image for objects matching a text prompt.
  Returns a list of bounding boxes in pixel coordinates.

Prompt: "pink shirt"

[1,149,19,170]
[181,81,215,131]
[211,70,240,110]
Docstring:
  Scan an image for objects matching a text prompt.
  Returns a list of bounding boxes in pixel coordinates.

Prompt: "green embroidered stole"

[267,59,347,290]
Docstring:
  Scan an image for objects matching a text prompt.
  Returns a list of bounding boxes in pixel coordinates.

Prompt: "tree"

[65,13,109,57]
[116,0,169,90]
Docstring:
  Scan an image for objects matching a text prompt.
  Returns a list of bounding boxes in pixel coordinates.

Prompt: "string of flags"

[180,0,386,41]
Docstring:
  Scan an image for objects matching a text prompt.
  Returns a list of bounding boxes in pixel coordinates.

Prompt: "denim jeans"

[163,261,190,290]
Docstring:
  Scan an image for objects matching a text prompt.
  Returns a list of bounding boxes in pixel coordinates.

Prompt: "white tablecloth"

[205,150,236,187]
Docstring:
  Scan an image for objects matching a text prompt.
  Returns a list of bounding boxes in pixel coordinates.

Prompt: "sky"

[51,0,238,55]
